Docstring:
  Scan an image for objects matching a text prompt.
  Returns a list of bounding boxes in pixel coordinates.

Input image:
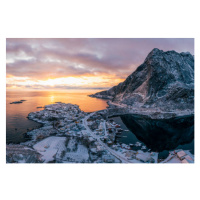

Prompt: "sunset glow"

[6,38,194,91]
[6,75,124,90]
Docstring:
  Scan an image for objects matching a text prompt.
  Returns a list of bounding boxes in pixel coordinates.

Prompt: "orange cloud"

[6,74,125,91]
[6,38,194,90]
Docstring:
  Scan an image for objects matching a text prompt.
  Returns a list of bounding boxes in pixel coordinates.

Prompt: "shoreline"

[6,102,194,163]
[89,96,194,119]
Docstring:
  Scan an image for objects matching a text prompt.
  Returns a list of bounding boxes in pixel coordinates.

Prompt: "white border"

[1,1,200,200]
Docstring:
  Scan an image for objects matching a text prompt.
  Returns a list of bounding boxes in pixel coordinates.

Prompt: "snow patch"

[33,136,66,163]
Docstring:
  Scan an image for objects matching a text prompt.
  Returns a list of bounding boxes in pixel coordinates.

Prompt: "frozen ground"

[33,136,66,163]
[6,144,42,163]
[160,150,194,164]
[7,102,194,164]
[62,144,90,163]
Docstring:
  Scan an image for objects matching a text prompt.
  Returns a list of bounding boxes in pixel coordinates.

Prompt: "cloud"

[6,38,194,89]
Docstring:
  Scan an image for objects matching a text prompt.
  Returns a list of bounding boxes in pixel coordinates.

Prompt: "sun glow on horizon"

[6,75,125,90]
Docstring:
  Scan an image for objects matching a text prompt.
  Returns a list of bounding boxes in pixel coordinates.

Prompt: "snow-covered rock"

[91,48,194,115]
[6,144,42,163]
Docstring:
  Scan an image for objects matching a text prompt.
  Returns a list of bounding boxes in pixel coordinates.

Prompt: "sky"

[6,38,194,91]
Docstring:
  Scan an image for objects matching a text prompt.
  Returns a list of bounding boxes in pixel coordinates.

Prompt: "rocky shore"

[6,102,194,163]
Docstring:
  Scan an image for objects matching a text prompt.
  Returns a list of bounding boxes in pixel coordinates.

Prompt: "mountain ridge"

[90,48,194,113]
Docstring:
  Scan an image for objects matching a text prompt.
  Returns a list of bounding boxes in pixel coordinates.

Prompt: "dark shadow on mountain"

[120,114,194,152]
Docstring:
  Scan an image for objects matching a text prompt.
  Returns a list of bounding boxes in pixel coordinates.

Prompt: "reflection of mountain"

[121,114,194,152]
[92,48,194,113]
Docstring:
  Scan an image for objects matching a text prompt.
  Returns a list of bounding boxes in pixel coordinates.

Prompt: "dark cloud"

[6,59,93,79]
[6,38,194,80]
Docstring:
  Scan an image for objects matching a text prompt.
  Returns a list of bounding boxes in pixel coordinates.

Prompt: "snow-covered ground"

[160,150,194,164]
[33,136,66,163]
[62,144,89,163]
[83,112,143,163]
[33,136,90,163]
[7,102,193,164]
[107,101,194,119]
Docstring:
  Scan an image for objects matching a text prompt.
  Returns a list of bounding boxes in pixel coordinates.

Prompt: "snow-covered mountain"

[90,48,194,112]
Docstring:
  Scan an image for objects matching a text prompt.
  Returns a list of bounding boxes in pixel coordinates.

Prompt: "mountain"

[90,48,194,113]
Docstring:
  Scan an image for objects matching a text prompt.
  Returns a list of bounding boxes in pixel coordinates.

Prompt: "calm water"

[111,116,146,149]
[6,90,108,143]
[6,90,194,155]
[112,115,194,155]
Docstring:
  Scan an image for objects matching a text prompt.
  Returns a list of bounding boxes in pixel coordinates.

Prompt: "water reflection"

[50,95,55,103]
[120,114,194,153]
[6,90,108,143]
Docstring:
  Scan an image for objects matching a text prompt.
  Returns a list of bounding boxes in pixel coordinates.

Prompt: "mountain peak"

[91,48,194,115]
[149,48,163,55]
[144,48,163,62]
[151,48,163,53]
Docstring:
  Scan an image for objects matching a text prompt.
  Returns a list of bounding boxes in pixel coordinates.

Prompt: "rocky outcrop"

[91,48,194,113]
[6,144,43,163]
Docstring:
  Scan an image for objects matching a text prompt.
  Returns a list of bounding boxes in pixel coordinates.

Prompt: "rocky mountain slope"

[90,48,194,113]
